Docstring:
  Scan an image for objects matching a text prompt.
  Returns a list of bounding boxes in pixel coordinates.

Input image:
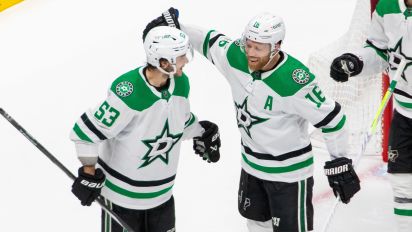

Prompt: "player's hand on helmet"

[143,7,180,41]
[72,167,105,206]
[324,157,360,204]
[193,121,221,163]
[330,53,364,82]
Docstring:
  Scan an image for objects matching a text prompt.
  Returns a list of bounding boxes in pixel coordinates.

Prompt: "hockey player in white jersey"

[145,8,361,232]
[330,0,412,231]
[70,26,221,232]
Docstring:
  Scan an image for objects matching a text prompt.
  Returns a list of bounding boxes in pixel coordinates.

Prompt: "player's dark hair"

[146,58,168,71]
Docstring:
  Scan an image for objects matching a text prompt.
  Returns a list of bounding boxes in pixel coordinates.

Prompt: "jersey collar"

[139,65,176,99]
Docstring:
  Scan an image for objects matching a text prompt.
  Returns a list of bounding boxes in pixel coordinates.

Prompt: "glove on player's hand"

[324,157,360,204]
[142,7,180,41]
[193,121,221,163]
[72,167,105,206]
[330,53,364,82]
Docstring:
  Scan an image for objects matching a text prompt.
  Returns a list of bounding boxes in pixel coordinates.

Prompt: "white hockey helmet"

[241,13,285,57]
[144,26,193,76]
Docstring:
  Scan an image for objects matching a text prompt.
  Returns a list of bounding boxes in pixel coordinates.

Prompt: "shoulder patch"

[262,53,315,97]
[110,68,160,111]
[292,69,310,84]
[115,81,134,97]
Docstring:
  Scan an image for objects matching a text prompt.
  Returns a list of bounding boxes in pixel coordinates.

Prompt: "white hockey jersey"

[355,0,412,118]
[182,25,348,183]
[70,66,203,209]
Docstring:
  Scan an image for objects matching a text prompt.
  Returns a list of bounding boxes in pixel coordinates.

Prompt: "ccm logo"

[81,180,104,189]
[325,165,349,176]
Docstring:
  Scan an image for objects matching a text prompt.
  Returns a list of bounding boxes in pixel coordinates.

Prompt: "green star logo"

[235,97,269,138]
[388,37,412,81]
[139,120,183,168]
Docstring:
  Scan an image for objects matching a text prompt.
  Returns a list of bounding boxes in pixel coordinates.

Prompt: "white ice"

[0,0,396,231]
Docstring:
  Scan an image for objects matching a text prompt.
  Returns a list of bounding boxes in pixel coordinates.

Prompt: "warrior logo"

[272,217,280,227]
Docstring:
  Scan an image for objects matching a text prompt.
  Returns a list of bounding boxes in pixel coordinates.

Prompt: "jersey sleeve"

[353,5,389,75]
[181,24,233,76]
[70,90,136,165]
[182,112,204,140]
[283,80,348,159]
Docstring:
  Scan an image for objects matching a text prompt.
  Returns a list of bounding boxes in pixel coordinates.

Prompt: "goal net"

[308,0,390,160]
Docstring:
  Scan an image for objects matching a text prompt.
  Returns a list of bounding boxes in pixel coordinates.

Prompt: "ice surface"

[0,0,396,231]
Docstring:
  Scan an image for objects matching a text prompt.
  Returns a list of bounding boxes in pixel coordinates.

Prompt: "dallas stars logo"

[388,37,412,81]
[235,97,269,137]
[139,120,183,168]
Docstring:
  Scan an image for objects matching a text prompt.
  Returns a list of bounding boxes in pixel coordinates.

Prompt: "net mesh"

[308,0,383,156]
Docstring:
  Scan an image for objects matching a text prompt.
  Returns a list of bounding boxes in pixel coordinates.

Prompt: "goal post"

[308,0,391,161]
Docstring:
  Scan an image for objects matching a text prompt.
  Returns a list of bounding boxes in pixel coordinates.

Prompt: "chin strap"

[157,64,177,79]
[261,50,280,71]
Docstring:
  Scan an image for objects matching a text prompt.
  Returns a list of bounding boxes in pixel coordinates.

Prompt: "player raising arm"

[144,8,360,232]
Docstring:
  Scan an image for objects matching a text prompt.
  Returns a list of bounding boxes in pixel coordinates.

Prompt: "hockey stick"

[0,108,135,232]
[321,57,407,232]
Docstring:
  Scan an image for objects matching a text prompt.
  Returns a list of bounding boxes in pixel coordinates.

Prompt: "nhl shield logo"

[292,69,310,84]
[116,81,133,97]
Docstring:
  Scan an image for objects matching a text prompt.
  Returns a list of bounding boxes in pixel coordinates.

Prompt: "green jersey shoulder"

[263,53,315,97]
[110,67,190,111]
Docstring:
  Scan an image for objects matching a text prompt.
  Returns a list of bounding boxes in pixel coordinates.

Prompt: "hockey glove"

[324,157,360,204]
[72,167,105,206]
[193,121,221,163]
[330,53,364,82]
[142,7,180,41]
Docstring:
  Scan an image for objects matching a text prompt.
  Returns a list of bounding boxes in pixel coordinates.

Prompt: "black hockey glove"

[330,53,364,82]
[324,157,360,204]
[72,167,105,206]
[193,121,221,163]
[142,7,180,41]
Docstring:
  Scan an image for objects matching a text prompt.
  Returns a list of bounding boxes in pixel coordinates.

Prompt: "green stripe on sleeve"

[365,44,388,61]
[203,30,216,57]
[73,123,93,142]
[322,115,346,133]
[242,153,313,173]
[184,113,196,128]
[395,98,412,108]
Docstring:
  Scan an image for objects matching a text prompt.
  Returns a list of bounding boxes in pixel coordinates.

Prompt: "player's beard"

[247,55,270,71]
